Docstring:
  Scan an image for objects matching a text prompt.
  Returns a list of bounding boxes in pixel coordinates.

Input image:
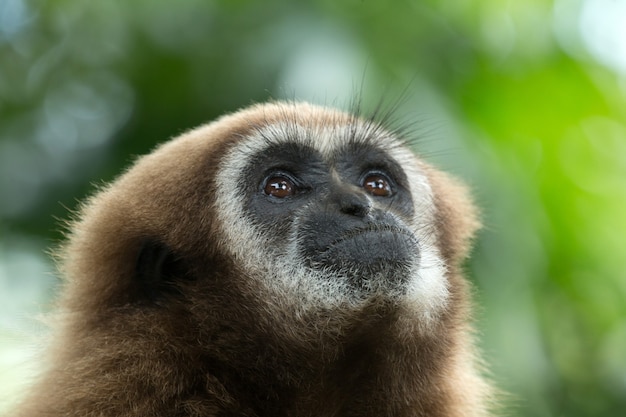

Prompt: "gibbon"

[16,101,490,416]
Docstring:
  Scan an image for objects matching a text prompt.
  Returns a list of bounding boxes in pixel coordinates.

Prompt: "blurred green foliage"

[1,0,625,416]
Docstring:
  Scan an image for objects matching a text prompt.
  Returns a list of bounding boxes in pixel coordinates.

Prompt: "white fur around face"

[213,106,449,325]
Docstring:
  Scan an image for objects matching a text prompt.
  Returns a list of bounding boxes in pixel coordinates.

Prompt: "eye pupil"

[363,174,392,197]
[264,176,295,198]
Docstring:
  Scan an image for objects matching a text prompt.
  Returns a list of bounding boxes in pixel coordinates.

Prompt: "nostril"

[340,195,372,217]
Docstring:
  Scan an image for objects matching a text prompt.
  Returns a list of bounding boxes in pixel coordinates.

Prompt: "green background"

[1,1,625,416]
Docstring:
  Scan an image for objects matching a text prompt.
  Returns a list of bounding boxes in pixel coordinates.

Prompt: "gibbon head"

[61,101,478,338]
[19,101,487,417]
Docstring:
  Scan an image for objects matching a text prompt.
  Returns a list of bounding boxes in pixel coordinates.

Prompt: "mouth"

[304,226,420,274]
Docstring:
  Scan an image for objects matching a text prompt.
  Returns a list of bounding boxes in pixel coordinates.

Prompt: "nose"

[336,187,372,218]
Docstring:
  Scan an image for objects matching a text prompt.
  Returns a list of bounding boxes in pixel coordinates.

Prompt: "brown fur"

[16,102,490,416]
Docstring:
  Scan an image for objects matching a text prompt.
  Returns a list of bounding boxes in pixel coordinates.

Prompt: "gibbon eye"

[362,173,393,197]
[263,175,296,198]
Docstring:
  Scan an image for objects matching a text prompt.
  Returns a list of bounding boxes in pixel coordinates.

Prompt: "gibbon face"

[213,108,448,321]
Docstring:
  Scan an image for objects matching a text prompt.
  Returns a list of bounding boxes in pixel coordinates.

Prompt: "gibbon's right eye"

[263,175,296,198]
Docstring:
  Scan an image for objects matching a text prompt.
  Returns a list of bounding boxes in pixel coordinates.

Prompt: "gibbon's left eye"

[263,175,296,198]
[362,172,393,197]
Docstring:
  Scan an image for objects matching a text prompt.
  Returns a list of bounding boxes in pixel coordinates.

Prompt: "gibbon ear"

[135,238,188,303]
[425,167,481,265]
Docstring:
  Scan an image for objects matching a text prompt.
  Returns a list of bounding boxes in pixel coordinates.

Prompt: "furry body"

[17,102,489,416]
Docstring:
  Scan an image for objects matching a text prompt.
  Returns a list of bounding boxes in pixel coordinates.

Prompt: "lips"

[304,226,420,272]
